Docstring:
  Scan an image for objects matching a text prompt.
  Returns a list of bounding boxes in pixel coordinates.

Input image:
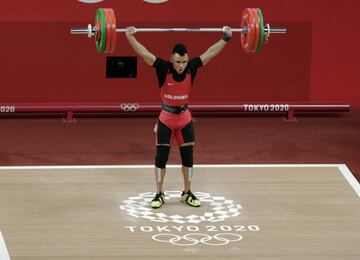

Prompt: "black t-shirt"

[152,57,203,87]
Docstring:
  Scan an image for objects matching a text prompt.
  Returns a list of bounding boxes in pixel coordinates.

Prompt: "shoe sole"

[181,200,201,207]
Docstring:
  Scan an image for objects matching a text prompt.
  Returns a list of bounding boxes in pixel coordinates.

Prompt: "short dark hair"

[172,43,188,56]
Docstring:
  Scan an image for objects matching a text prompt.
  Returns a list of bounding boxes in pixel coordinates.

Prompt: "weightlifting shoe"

[150,190,165,209]
[181,190,201,207]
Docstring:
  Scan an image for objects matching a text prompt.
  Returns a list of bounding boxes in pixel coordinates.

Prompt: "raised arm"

[200,26,232,66]
[125,26,156,66]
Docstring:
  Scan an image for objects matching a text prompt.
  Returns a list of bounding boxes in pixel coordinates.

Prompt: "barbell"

[71,8,287,54]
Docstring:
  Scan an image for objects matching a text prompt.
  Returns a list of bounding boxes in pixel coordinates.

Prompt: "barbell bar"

[71,27,286,34]
[70,8,287,54]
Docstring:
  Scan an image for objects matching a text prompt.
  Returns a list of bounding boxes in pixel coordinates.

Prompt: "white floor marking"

[337,164,360,197]
[0,231,11,260]
[0,164,349,170]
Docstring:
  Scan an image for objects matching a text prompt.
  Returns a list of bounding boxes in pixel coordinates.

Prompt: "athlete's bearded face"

[170,53,189,74]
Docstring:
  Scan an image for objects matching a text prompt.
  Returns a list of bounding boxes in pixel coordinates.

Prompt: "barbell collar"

[71,28,93,34]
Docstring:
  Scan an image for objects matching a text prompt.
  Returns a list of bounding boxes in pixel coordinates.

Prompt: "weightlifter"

[126,26,232,208]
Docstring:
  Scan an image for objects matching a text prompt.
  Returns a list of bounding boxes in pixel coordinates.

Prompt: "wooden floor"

[0,165,359,260]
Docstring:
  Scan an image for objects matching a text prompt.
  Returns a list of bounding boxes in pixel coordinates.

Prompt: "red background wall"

[0,0,359,107]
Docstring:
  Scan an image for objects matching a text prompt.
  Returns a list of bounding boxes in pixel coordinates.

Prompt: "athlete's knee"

[155,145,170,169]
[179,145,193,168]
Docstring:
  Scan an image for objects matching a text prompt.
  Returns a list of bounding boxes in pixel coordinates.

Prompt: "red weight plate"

[241,8,255,53]
[240,8,248,52]
[107,8,115,54]
[251,8,260,53]
[108,8,117,53]
[103,8,112,54]
[247,9,256,52]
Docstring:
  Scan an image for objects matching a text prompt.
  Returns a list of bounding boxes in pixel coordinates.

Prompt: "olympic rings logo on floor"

[120,103,139,112]
[152,233,243,246]
[119,191,242,223]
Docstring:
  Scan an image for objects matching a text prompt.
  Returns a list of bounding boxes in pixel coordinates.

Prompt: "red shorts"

[155,110,194,145]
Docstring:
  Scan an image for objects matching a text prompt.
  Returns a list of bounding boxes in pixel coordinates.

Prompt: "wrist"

[222,34,232,42]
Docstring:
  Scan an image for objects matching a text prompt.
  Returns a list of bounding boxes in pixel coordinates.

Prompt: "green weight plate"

[95,8,107,54]
[256,8,264,53]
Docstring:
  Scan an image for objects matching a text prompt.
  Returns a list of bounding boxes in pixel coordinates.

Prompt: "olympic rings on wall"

[78,0,104,3]
[152,233,243,246]
[120,103,140,112]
